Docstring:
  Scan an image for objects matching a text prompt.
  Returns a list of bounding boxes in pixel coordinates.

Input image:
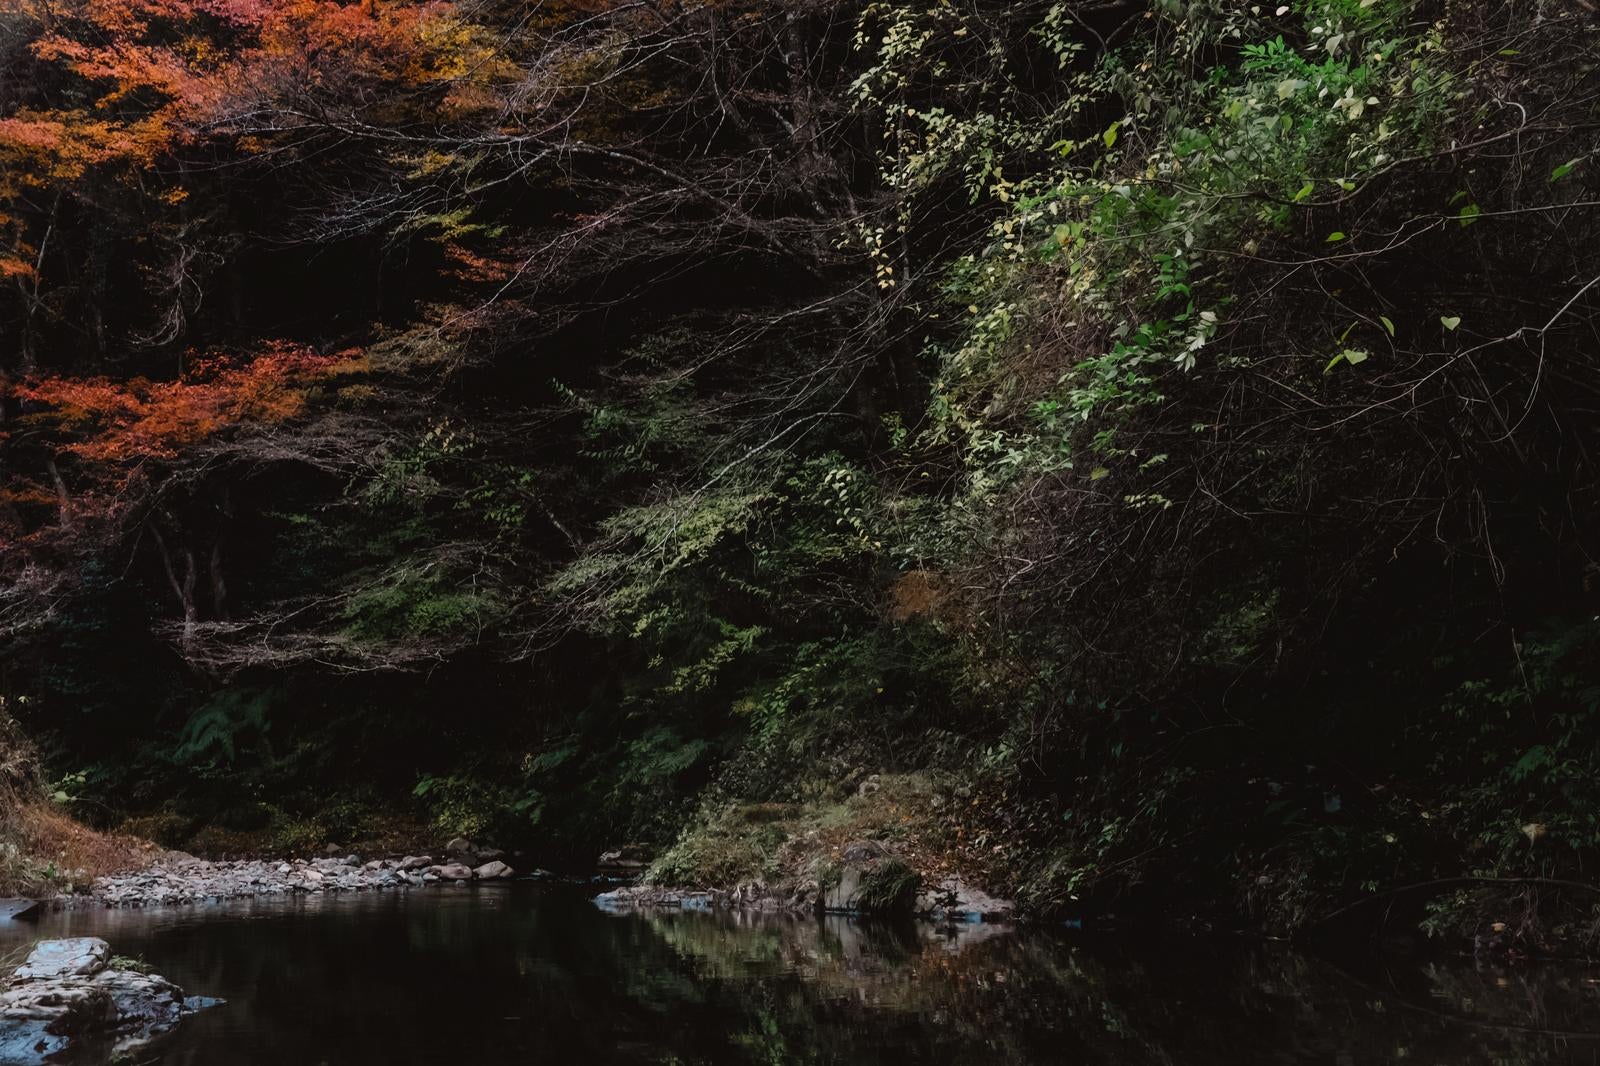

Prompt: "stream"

[2,884,1597,1064]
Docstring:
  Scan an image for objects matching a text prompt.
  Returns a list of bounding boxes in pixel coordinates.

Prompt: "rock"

[822,841,917,915]
[857,773,882,797]
[445,837,473,857]
[917,876,1015,923]
[14,938,108,980]
[321,844,343,857]
[594,886,718,910]
[839,840,890,864]
[0,899,39,921]
[433,863,472,881]
[276,863,292,874]
[398,855,432,871]
[789,880,821,911]
[596,844,651,877]
[472,861,513,880]
[0,939,222,1063]
[474,847,506,864]
[823,865,865,913]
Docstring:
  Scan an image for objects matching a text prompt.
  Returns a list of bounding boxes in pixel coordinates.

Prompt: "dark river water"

[2,884,1598,1064]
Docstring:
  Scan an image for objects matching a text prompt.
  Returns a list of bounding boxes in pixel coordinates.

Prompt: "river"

[1,884,1596,1063]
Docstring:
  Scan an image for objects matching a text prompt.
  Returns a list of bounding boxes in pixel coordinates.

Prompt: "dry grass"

[0,712,152,897]
[2,803,154,895]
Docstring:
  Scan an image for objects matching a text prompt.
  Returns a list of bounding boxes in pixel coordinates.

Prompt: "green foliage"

[1418,621,1600,874]
[339,571,502,644]
[174,689,276,767]
[413,774,514,841]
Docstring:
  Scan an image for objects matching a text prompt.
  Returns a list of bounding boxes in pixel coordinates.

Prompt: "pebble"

[55,852,520,909]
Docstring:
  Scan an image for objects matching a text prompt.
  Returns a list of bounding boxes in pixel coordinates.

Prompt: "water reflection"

[0,886,1596,1064]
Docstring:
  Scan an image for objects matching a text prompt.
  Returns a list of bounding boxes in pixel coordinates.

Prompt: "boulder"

[823,865,865,912]
[822,841,918,915]
[0,939,223,1063]
[0,899,39,922]
[398,855,433,871]
[594,886,718,910]
[596,844,651,877]
[917,876,1015,923]
[433,863,473,881]
[445,837,474,857]
[13,938,107,980]
[472,861,513,880]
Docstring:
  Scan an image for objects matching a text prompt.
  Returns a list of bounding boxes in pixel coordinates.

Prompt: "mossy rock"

[856,859,919,915]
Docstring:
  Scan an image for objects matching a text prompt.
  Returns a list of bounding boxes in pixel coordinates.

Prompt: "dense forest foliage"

[3,0,1600,941]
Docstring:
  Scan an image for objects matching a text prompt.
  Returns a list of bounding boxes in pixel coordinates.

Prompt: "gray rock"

[473,861,513,880]
[823,865,865,913]
[14,938,107,980]
[822,840,917,915]
[0,899,39,922]
[433,863,472,881]
[398,855,432,871]
[917,876,1015,923]
[596,844,651,876]
[594,886,718,910]
[0,939,222,1063]
[445,837,473,857]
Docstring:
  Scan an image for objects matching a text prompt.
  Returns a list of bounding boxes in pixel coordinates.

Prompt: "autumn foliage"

[14,344,358,463]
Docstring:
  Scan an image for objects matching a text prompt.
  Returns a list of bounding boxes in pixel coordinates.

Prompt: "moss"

[856,859,919,915]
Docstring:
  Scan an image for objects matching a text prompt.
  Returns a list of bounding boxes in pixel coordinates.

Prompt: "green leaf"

[1551,158,1581,183]
[1440,315,1461,331]
[1379,315,1395,336]
[1089,466,1110,481]
[1325,231,1346,243]
[1335,178,1356,191]
[1457,203,1481,227]
[1292,180,1313,202]
[1102,121,1120,149]
[1324,348,1369,373]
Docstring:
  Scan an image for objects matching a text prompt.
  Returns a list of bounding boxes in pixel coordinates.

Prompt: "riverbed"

[1,884,1596,1064]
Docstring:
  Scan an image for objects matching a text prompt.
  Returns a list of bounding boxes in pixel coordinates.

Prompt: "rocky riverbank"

[55,840,535,909]
[0,937,222,1062]
[597,838,1016,923]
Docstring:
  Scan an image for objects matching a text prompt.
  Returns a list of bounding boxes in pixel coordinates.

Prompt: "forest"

[2,0,1600,953]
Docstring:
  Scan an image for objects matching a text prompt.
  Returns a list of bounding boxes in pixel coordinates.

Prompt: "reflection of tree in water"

[620,909,1600,1065]
[6,890,1599,1064]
